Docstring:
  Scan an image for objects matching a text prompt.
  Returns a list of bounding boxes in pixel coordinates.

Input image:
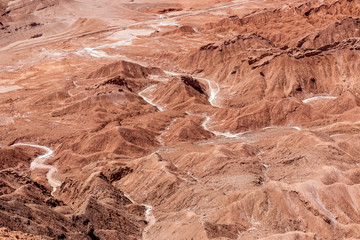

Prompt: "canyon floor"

[1,0,360,239]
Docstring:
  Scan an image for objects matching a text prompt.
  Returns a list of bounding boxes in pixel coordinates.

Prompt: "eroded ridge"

[1,0,360,239]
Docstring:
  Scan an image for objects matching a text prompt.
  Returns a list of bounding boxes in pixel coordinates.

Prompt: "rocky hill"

[0,0,360,239]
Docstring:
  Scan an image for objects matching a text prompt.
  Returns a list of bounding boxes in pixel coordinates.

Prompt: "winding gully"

[11,143,61,195]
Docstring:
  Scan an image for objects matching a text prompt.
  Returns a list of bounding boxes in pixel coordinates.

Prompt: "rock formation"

[1,0,360,239]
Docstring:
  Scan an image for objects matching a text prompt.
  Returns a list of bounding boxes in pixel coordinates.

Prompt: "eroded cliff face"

[1,0,360,239]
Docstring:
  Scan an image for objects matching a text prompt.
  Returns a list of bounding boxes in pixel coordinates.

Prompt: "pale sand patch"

[0,85,22,93]
[0,116,14,126]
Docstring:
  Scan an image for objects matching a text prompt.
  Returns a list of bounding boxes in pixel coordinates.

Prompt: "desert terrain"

[1,0,360,239]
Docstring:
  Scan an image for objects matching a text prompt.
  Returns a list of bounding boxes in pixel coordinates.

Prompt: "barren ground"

[1,0,360,239]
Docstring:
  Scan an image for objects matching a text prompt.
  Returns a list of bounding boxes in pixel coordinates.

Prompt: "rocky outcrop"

[87,60,164,79]
[2,0,360,239]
